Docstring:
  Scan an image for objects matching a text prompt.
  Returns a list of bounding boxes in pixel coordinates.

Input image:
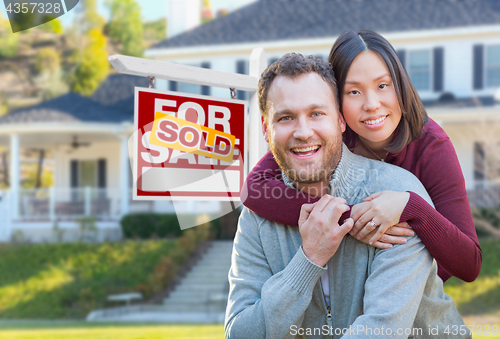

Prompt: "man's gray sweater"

[225,145,470,339]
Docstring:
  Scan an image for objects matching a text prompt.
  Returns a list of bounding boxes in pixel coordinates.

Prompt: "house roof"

[151,0,500,50]
[0,74,148,125]
[91,73,149,112]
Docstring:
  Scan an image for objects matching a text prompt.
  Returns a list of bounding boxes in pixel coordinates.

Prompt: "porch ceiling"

[0,123,134,148]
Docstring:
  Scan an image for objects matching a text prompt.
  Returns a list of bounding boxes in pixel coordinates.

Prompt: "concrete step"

[170,279,229,294]
[188,263,231,270]
[196,257,232,264]
[162,240,233,310]
[185,268,229,280]
[161,304,227,313]
[167,289,228,300]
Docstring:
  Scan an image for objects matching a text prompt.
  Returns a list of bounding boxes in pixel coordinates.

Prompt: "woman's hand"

[355,222,413,249]
[350,191,413,246]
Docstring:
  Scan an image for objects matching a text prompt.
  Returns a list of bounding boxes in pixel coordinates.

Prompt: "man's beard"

[269,132,343,185]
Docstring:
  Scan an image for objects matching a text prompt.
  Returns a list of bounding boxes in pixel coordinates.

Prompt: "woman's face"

[342,50,402,149]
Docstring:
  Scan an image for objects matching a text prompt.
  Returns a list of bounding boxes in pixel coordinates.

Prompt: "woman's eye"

[379,84,388,89]
[348,90,360,95]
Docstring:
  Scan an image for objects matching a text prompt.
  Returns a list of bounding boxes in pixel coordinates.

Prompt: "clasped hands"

[299,191,413,266]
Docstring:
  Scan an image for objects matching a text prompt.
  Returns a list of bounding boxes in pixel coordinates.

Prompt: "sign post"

[134,88,246,201]
[108,48,267,228]
[108,47,267,176]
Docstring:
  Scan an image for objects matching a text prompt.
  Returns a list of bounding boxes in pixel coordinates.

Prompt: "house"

[147,0,500,208]
[0,74,201,242]
[2,0,500,242]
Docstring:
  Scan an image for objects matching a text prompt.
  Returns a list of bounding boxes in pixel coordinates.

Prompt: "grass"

[0,240,177,319]
[0,237,497,338]
[443,238,500,338]
[0,321,224,339]
[0,224,211,320]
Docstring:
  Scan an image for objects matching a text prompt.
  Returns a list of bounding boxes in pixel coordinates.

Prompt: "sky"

[1,0,257,28]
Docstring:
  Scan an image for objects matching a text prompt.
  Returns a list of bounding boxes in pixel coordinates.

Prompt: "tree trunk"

[1,151,8,186]
[35,149,45,189]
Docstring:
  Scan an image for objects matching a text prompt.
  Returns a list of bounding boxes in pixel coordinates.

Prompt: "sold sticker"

[149,112,236,163]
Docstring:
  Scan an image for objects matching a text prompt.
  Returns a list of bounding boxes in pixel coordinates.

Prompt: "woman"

[242,30,481,283]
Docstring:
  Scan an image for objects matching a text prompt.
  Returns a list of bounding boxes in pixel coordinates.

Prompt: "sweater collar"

[282,144,362,197]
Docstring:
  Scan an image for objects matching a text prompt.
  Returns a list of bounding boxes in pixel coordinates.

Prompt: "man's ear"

[261,116,270,143]
[338,111,346,133]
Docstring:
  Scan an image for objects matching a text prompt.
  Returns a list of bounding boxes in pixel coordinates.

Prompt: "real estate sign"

[133,87,247,201]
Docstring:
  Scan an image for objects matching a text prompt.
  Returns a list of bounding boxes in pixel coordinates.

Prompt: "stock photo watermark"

[3,0,79,33]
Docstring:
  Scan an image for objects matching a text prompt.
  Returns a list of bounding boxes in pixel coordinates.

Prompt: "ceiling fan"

[68,136,91,152]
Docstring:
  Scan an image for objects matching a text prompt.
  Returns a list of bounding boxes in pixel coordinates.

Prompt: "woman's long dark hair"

[329,30,429,153]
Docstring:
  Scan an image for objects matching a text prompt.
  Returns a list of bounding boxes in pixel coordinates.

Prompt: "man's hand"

[299,195,353,267]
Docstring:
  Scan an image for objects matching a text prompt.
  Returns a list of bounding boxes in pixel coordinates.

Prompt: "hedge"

[120,213,184,239]
[120,213,225,239]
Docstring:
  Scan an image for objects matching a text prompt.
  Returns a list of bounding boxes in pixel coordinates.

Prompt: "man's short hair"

[258,53,339,122]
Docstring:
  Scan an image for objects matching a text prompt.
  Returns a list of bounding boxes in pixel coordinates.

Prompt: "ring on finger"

[367,220,377,228]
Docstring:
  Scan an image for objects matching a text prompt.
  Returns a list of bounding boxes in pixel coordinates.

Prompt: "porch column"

[248,48,267,173]
[120,135,130,215]
[10,134,19,219]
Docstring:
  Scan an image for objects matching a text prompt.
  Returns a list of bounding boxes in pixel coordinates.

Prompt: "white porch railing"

[17,187,123,221]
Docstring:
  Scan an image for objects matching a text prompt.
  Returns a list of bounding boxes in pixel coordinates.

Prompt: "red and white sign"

[133,87,247,201]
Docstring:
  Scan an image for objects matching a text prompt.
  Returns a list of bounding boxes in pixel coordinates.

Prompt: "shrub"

[121,213,222,240]
[120,213,183,239]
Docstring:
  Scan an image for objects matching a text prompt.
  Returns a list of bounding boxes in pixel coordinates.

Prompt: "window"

[236,60,248,100]
[486,45,500,88]
[408,50,431,91]
[171,63,207,94]
[80,160,97,187]
[178,82,201,95]
[70,159,106,188]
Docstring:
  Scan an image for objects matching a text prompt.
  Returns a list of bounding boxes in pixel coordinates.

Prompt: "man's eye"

[311,112,323,117]
[278,116,291,122]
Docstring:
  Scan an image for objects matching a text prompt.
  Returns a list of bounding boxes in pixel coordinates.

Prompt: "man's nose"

[293,118,314,140]
[362,90,382,112]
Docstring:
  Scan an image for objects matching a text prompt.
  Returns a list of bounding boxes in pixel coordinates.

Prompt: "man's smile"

[290,145,321,157]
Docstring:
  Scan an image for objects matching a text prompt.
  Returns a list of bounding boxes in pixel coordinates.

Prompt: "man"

[224,54,470,339]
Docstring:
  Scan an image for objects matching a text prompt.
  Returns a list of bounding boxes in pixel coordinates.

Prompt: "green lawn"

[0,238,497,338]
[444,238,500,339]
[0,241,178,319]
[0,322,223,339]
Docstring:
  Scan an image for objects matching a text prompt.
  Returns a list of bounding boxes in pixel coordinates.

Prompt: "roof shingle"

[151,0,500,50]
[0,74,148,125]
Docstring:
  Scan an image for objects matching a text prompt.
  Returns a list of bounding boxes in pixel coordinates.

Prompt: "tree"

[106,0,144,57]
[77,0,105,33]
[143,18,166,42]
[0,13,19,59]
[70,28,109,96]
[34,48,69,99]
[39,18,64,35]
[68,0,109,96]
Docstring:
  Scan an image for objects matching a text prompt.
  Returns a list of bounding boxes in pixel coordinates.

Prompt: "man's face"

[263,72,346,185]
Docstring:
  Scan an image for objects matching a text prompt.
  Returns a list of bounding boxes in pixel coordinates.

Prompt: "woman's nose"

[362,91,382,112]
